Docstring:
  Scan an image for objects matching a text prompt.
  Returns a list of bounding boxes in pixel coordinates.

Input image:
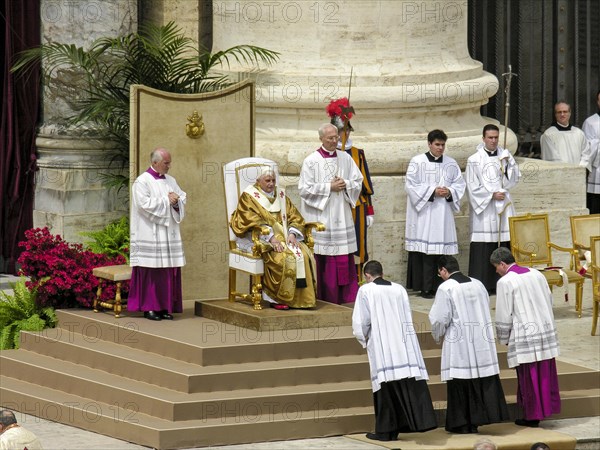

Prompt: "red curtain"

[1,0,40,274]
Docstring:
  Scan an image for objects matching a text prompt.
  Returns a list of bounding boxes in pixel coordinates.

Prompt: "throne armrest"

[549,242,576,253]
[548,242,579,270]
[250,226,271,257]
[574,241,591,251]
[512,243,537,265]
[304,222,325,250]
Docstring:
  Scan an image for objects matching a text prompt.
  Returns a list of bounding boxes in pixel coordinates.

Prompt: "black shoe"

[420,290,435,299]
[515,418,539,427]
[144,311,162,321]
[365,432,397,441]
[159,310,174,320]
[447,424,471,434]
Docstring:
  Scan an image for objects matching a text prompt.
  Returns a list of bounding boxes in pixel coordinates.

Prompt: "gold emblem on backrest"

[186,110,205,138]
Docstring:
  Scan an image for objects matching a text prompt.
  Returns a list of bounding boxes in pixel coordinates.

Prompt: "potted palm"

[12,21,279,191]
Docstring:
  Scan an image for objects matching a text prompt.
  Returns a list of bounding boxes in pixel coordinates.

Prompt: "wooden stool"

[92,265,132,318]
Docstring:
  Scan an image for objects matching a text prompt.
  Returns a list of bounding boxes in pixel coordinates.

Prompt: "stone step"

[54,309,369,365]
[0,376,375,449]
[0,349,375,421]
[18,328,511,393]
[5,308,597,449]
[53,309,442,364]
[426,361,600,400]
[4,345,596,423]
[432,388,600,425]
[2,373,598,450]
[18,329,371,393]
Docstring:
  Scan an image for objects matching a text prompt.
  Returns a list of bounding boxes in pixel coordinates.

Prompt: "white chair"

[224,157,276,310]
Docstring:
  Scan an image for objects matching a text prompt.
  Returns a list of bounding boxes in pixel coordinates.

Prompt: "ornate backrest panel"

[223,158,279,246]
[130,81,255,300]
[509,213,552,266]
[571,214,600,252]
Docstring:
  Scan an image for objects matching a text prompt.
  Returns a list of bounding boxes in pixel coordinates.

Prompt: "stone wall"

[35,0,137,241]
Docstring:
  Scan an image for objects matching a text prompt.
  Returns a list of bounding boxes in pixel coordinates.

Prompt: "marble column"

[211,0,524,278]
[35,0,137,241]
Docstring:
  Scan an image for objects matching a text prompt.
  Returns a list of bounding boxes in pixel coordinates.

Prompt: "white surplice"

[352,280,429,392]
[130,171,186,268]
[540,125,590,165]
[495,267,560,368]
[582,113,600,194]
[298,148,363,255]
[429,276,500,381]
[466,144,521,242]
[0,425,43,450]
[405,153,466,254]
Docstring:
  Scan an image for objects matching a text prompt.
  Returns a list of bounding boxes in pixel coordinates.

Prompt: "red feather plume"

[326,97,354,121]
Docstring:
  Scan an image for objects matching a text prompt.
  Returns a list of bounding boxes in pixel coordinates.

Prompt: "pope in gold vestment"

[230,177,317,309]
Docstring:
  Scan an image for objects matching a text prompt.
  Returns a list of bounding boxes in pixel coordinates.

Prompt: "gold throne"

[223,157,323,310]
[509,213,585,316]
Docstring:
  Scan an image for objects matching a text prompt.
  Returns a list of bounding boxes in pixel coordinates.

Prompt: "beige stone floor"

[3,279,600,449]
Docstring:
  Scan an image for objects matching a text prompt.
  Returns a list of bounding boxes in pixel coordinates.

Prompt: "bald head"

[151,148,172,175]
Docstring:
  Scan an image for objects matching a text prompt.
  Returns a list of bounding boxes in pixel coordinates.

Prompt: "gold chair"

[569,214,600,278]
[223,157,323,310]
[509,213,585,316]
[590,236,600,335]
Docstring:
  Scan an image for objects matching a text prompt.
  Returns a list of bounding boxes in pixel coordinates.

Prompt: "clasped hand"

[168,192,180,205]
[435,186,450,197]
[330,176,346,192]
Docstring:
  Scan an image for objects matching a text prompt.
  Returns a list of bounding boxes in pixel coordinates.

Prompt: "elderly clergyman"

[299,123,363,304]
[128,148,186,321]
[230,166,317,310]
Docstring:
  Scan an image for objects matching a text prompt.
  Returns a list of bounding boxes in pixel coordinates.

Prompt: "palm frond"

[11,21,279,192]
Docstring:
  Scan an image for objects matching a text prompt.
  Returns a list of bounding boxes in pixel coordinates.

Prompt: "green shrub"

[0,277,58,350]
[81,216,130,263]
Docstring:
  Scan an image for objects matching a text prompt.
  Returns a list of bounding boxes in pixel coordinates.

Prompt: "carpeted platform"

[195,298,353,331]
[347,422,577,449]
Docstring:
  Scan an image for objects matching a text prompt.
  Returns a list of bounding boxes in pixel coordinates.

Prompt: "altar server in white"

[491,247,561,427]
[128,148,186,321]
[429,255,509,434]
[353,260,437,441]
[299,123,363,304]
[405,129,466,298]
[541,101,590,165]
[466,124,521,292]
[582,90,600,213]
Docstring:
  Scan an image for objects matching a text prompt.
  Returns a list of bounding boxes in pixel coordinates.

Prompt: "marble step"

[2,373,598,450]
[18,328,510,393]
[0,375,375,449]
[19,329,371,393]
[1,349,376,421]
[426,361,600,399]
[3,346,596,422]
[53,309,368,365]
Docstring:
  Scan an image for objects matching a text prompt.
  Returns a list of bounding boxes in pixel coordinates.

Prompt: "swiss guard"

[326,97,375,280]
